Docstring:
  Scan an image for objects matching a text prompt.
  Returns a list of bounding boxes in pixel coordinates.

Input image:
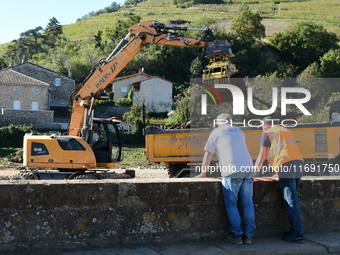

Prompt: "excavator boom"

[68,20,218,137]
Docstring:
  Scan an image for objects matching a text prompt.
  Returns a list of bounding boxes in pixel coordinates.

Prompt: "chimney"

[68,69,73,78]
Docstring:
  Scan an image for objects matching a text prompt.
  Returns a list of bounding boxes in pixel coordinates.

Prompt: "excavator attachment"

[204,39,237,81]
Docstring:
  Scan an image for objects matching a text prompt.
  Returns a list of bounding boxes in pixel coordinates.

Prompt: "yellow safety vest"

[264,125,303,171]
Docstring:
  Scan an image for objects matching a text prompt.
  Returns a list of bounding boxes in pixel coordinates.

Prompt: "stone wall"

[94,106,131,118]
[0,109,54,128]
[0,177,339,253]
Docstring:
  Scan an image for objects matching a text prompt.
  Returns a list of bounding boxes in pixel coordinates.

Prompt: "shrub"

[0,124,34,147]
[108,92,114,101]
[116,97,132,106]
[0,125,66,148]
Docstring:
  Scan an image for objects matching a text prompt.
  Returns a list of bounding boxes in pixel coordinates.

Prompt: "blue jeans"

[279,160,304,237]
[221,175,256,237]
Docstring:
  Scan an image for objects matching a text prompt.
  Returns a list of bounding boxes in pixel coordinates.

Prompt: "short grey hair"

[216,113,232,123]
[263,116,274,125]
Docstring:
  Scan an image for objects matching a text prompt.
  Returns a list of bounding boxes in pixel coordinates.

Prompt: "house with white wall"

[112,71,174,113]
[112,71,152,101]
[131,76,173,113]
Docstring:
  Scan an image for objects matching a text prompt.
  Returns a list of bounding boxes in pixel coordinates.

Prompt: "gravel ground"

[123,167,169,179]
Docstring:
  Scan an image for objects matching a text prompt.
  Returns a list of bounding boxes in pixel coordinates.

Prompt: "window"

[31,102,39,110]
[33,87,39,94]
[121,86,128,93]
[13,100,21,110]
[31,142,49,156]
[55,78,61,86]
[57,137,86,151]
[14,86,20,92]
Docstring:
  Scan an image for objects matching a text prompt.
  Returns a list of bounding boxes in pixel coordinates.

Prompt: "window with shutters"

[13,100,21,110]
[31,102,39,110]
[55,78,61,86]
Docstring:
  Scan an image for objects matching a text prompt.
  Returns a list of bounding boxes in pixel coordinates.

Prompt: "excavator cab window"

[109,122,122,163]
[92,122,110,162]
[57,137,86,151]
[91,120,122,163]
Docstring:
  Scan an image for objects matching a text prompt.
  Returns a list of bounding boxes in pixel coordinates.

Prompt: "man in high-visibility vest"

[254,116,304,243]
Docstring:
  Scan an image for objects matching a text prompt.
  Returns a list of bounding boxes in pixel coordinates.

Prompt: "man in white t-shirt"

[196,113,255,245]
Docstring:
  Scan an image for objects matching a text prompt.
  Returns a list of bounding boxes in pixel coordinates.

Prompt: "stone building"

[0,69,54,127]
[10,62,75,107]
[10,62,76,128]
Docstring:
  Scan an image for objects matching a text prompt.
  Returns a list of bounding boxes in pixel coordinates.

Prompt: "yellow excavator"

[16,20,234,180]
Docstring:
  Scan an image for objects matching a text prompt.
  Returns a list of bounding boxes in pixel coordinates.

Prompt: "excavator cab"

[90,118,122,167]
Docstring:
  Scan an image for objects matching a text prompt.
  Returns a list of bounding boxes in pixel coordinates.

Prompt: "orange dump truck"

[144,122,340,177]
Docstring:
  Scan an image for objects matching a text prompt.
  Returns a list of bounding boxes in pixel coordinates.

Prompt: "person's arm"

[254,146,269,176]
[253,132,271,176]
[195,151,214,178]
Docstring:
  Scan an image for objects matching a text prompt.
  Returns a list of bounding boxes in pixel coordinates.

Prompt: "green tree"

[105,15,142,44]
[20,26,45,55]
[0,57,7,68]
[5,38,29,64]
[299,62,322,78]
[124,0,143,5]
[269,22,338,71]
[123,101,149,135]
[126,44,199,83]
[78,2,121,21]
[232,41,283,77]
[166,88,191,125]
[319,49,340,78]
[98,2,121,13]
[189,56,203,77]
[173,0,222,4]
[192,0,222,3]
[45,17,64,48]
[231,6,265,47]
[94,30,104,51]
[5,26,46,63]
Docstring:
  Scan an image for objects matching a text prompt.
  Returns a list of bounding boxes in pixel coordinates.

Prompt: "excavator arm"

[68,20,218,137]
[21,20,235,177]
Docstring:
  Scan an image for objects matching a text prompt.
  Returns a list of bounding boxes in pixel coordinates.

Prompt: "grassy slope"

[61,0,340,44]
[1,0,339,53]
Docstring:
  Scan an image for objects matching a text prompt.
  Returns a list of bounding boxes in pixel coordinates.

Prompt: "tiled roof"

[10,62,75,81]
[130,76,174,85]
[0,68,49,86]
[113,72,152,82]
